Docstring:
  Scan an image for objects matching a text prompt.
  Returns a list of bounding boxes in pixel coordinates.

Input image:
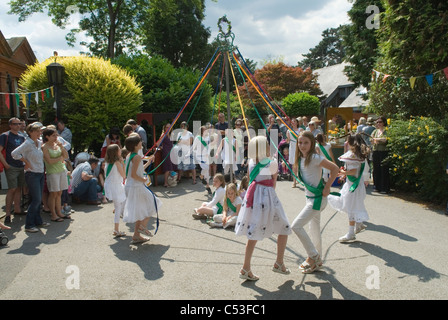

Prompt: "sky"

[0,0,352,67]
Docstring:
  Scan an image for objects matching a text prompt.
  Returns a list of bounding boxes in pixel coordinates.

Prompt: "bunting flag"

[5,94,10,109]
[373,66,448,89]
[0,86,54,109]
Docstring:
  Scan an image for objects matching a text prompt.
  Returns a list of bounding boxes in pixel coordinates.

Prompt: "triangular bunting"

[382,74,390,83]
[425,74,433,87]
[410,77,416,89]
[5,94,10,109]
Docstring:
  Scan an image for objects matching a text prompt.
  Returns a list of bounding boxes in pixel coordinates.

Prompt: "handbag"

[0,132,9,173]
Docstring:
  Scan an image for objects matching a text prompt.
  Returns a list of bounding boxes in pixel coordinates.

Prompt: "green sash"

[212,190,224,215]
[197,136,207,148]
[346,162,365,192]
[297,158,340,210]
[224,137,236,153]
[226,197,237,213]
[125,152,137,177]
[249,158,272,184]
[317,143,332,161]
[106,163,113,178]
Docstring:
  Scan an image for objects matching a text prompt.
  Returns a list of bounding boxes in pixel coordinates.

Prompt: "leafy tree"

[341,0,384,88]
[282,92,320,117]
[298,26,345,69]
[368,0,448,119]
[8,0,150,59]
[113,53,212,125]
[19,55,142,154]
[143,0,214,69]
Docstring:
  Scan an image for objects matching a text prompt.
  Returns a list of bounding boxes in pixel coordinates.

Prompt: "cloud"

[204,0,352,66]
[1,0,352,66]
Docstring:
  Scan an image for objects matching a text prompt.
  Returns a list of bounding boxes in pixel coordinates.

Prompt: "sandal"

[138,227,153,237]
[113,230,126,237]
[131,236,149,244]
[239,268,259,281]
[300,255,323,274]
[272,262,291,275]
[51,217,64,222]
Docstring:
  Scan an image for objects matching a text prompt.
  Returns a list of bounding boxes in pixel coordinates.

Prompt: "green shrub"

[19,56,143,154]
[387,116,448,204]
[281,92,320,117]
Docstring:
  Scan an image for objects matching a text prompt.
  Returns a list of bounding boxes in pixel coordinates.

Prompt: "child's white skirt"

[328,180,369,223]
[235,185,291,240]
[123,184,162,223]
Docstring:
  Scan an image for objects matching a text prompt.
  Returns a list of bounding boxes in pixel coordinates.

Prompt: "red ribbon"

[245,179,274,208]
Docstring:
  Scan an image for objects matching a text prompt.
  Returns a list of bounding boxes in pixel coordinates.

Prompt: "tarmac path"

[1,178,447,301]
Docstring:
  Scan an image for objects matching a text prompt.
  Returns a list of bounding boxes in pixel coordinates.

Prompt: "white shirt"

[11,138,44,173]
[299,154,324,197]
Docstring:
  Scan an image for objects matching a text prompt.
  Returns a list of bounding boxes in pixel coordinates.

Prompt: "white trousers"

[114,200,126,224]
[213,215,237,229]
[291,197,326,258]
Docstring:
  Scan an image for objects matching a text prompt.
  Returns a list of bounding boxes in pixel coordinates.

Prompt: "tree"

[368,0,448,119]
[8,0,149,59]
[143,0,214,69]
[341,0,384,88]
[282,92,320,117]
[298,26,345,69]
[113,53,212,124]
[236,62,322,126]
[19,55,142,154]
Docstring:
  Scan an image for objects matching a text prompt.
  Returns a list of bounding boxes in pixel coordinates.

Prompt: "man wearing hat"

[362,117,376,147]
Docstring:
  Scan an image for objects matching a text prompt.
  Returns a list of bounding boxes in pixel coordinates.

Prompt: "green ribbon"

[249,158,271,184]
[224,136,236,153]
[297,158,340,210]
[226,197,237,213]
[125,153,137,177]
[317,143,332,161]
[106,163,113,178]
[346,162,365,193]
[197,136,208,148]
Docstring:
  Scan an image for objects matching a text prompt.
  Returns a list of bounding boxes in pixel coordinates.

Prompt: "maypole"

[217,15,236,182]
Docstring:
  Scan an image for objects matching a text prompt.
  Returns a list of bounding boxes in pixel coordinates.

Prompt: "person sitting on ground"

[192,173,225,220]
[208,183,242,229]
[70,156,101,205]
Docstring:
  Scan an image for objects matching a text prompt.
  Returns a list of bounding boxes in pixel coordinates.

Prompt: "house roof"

[313,62,354,97]
[339,86,369,108]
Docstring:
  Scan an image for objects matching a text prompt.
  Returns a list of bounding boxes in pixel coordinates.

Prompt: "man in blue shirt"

[0,117,26,223]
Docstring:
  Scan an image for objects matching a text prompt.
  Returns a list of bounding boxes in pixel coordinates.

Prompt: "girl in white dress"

[208,183,242,229]
[328,133,370,242]
[193,126,211,194]
[286,118,302,187]
[104,144,126,237]
[235,136,291,281]
[316,133,336,182]
[291,131,339,274]
[123,134,162,244]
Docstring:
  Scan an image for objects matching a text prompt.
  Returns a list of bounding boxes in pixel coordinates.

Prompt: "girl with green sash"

[291,131,339,274]
[316,133,336,182]
[192,174,226,220]
[208,183,242,229]
[104,144,127,238]
[235,136,291,281]
[327,133,370,242]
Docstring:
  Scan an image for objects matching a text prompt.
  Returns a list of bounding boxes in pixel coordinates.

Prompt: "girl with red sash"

[235,136,291,281]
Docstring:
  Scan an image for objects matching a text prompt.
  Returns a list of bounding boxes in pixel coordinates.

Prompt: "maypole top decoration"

[217,15,235,50]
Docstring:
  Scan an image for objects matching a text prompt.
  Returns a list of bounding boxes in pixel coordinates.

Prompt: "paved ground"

[1,176,447,301]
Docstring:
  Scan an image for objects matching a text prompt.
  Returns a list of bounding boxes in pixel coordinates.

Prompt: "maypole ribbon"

[227,52,251,139]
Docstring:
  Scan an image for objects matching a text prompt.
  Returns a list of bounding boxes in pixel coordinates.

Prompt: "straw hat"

[311,116,321,123]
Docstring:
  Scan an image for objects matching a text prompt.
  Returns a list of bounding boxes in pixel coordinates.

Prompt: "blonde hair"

[247,135,270,163]
[224,183,238,213]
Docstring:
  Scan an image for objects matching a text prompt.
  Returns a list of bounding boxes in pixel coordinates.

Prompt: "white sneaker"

[208,221,222,228]
[339,233,356,242]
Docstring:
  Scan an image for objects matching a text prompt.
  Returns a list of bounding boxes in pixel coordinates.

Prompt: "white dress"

[104,162,126,204]
[287,129,301,165]
[235,158,291,240]
[123,155,162,223]
[327,150,369,222]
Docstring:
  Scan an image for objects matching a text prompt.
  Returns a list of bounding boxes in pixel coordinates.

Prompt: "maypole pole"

[217,15,236,182]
